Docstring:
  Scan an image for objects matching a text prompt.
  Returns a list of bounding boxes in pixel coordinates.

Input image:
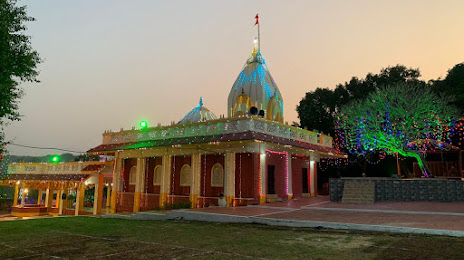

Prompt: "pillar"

[287,152,293,200]
[310,153,319,197]
[260,152,266,204]
[37,189,43,205]
[133,157,146,213]
[45,188,53,208]
[13,183,19,207]
[75,182,85,216]
[58,189,65,215]
[111,156,123,213]
[189,154,201,208]
[224,152,236,207]
[106,184,111,209]
[93,173,104,215]
[159,155,172,207]
[56,190,61,208]
[20,186,26,208]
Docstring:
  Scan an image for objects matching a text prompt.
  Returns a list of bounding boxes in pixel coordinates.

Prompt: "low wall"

[330,178,464,202]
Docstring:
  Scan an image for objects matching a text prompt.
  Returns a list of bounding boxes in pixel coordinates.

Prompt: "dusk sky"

[5,0,464,156]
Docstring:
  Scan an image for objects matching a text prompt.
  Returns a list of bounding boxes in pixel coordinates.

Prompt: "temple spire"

[199,96,203,107]
[255,13,260,52]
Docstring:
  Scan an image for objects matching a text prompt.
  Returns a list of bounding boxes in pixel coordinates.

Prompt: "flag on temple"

[255,14,259,25]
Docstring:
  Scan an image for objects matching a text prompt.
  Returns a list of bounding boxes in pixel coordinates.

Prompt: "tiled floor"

[191,196,464,232]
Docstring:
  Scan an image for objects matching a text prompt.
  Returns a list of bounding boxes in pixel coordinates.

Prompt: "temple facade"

[88,41,346,213]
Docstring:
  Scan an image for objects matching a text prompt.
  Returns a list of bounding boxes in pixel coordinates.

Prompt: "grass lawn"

[0,217,463,259]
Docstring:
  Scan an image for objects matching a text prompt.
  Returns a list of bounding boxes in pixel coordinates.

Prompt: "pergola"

[0,161,113,217]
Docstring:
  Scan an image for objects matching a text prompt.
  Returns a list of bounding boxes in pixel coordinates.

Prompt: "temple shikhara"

[1,22,345,216]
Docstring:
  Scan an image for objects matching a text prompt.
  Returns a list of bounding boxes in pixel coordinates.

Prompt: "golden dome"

[178,97,218,124]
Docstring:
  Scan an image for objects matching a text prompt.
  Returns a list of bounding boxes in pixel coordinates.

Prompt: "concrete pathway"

[133,197,464,237]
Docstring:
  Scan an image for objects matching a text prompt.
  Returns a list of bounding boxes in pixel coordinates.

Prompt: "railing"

[102,117,333,148]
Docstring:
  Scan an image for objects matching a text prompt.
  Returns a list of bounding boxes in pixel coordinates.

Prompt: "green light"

[51,156,60,163]
[139,120,148,129]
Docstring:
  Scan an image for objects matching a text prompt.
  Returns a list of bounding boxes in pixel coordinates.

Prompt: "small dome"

[178,97,218,124]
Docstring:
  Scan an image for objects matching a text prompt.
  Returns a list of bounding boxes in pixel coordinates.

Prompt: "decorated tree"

[337,83,459,177]
[297,65,424,136]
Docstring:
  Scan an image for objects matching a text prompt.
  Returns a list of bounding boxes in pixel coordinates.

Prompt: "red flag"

[255,14,259,25]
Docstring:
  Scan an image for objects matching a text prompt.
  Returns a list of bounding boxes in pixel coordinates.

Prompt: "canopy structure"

[1,161,113,217]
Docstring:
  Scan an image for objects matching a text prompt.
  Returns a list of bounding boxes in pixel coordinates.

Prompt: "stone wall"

[329,177,464,202]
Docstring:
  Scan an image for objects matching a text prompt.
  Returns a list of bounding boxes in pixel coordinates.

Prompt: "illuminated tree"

[337,83,459,177]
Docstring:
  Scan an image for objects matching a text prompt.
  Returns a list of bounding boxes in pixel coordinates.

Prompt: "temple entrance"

[267,165,275,194]
[302,168,308,194]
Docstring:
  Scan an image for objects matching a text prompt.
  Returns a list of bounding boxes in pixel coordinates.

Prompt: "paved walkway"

[168,197,464,237]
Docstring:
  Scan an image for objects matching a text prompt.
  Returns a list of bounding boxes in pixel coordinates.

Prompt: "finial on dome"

[199,97,203,107]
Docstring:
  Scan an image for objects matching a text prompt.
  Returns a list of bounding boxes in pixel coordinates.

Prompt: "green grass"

[0,217,463,259]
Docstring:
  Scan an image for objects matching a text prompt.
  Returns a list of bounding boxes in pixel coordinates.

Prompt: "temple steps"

[266,194,283,203]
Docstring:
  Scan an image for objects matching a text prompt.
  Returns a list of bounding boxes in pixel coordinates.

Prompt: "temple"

[86,36,346,213]
[1,26,346,216]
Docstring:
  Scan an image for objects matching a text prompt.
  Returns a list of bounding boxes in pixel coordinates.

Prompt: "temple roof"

[178,97,218,125]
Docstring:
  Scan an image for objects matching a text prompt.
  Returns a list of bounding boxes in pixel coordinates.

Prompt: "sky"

[5,0,464,156]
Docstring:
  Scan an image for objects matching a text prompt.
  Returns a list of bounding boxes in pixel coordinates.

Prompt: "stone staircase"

[266,194,283,203]
[342,182,375,204]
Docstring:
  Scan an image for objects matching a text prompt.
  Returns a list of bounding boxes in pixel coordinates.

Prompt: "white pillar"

[75,183,84,216]
[133,157,146,213]
[309,153,319,196]
[287,152,293,199]
[58,189,65,215]
[93,173,104,215]
[111,156,123,213]
[45,188,52,208]
[190,154,201,208]
[260,152,266,204]
[160,155,172,207]
[224,152,236,206]
[20,187,26,208]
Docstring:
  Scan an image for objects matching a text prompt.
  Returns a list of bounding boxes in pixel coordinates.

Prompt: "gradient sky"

[5,0,464,156]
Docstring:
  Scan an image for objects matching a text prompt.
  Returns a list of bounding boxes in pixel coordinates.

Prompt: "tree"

[431,62,464,112]
[297,65,424,136]
[0,0,41,153]
[337,83,458,177]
